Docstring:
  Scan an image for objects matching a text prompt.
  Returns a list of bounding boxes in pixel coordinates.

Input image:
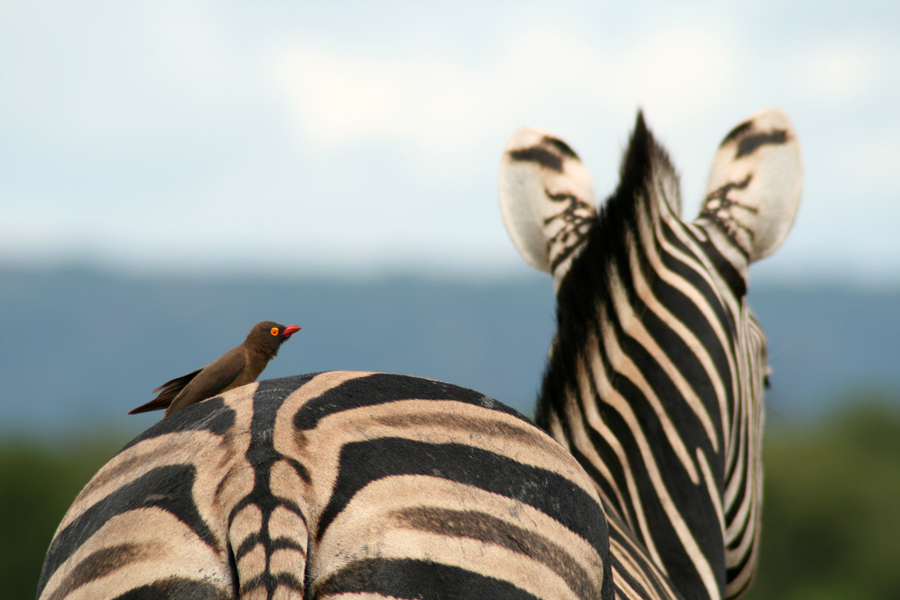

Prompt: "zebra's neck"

[535,116,758,600]
[537,114,748,447]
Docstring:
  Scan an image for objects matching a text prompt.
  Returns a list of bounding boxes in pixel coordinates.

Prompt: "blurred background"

[2,2,898,598]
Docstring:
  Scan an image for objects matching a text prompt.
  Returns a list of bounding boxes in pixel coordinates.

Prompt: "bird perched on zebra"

[43,372,617,600]
[129,320,301,418]
[37,107,801,600]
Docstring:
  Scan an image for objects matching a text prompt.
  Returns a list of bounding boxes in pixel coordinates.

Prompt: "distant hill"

[1,266,897,436]
[747,284,900,421]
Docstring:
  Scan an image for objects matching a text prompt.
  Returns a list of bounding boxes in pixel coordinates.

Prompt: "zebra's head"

[500,109,801,294]
[499,109,802,600]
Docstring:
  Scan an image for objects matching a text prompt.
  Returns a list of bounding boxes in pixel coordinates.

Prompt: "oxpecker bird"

[129,320,301,418]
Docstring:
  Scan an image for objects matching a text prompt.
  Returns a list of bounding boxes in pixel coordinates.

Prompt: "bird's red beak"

[283,325,301,338]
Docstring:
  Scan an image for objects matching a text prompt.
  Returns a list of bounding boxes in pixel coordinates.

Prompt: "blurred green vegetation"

[4,397,900,600]
[746,397,900,600]
[0,436,127,600]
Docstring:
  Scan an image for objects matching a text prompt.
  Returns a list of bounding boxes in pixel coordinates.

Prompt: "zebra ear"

[698,108,803,265]
[499,127,597,290]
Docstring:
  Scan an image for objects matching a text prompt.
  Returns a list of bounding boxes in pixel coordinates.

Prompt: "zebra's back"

[38,371,618,600]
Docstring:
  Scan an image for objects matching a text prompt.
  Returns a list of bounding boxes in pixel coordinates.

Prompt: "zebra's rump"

[38,371,616,600]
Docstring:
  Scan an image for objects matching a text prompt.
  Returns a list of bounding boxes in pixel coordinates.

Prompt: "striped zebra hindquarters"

[499,109,802,600]
[37,371,617,600]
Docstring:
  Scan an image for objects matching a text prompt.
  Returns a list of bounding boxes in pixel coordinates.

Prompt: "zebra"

[36,108,801,600]
[498,107,801,600]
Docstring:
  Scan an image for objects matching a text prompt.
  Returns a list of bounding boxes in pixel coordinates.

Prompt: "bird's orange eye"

[271,327,279,336]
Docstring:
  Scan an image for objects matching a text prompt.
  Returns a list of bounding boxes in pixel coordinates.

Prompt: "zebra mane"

[535,112,678,434]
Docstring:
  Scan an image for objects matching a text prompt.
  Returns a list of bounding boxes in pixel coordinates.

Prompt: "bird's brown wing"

[164,346,247,417]
[128,368,204,414]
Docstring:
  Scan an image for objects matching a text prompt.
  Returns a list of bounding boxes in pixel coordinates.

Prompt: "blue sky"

[1,1,898,284]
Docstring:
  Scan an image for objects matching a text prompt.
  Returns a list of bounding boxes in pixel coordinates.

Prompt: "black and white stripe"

[38,372,617,600]
[500,108,801,600]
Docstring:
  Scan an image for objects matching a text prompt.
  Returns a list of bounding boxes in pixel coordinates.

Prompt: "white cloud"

[0,3,250,154]
[610,28,736,117]
[272,25,735,158]
[1,2,899,283]
[797,41,885,103]
[840,138,900,187]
